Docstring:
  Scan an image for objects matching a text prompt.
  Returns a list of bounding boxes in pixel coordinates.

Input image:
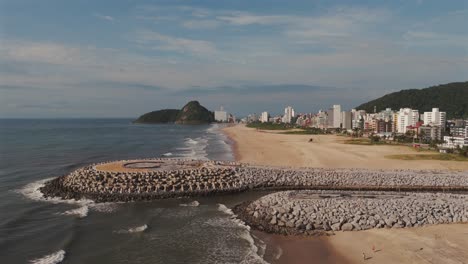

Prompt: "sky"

[0,0,467,118]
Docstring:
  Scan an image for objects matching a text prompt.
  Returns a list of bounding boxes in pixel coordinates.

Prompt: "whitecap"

[179,201,200,207]
[185,138,199,145]
[61,206,89,218]
[116,224,148,234]
[29,249,65,264]
[162,152,173,157]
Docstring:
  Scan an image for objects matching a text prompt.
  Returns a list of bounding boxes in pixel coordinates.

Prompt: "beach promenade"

[222,124,468,264]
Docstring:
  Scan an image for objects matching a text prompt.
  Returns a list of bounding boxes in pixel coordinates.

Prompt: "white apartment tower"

[333,105,341,128]
[214,106,228,122]
[260,111,269,123]
[423,108,446,127]
[397,108,419,133]
[283,106,295,123]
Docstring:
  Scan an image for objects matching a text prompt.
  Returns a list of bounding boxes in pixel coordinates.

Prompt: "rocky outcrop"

[233,190,468,235]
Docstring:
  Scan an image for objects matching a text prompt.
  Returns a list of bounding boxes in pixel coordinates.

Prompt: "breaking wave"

[17,178,118,218]
[116,224,148,234]
[217,204,268,264]
[180,201,200,207]
[29,250,65,264]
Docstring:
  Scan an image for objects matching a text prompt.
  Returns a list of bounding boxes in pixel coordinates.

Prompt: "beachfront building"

[333,105,341,128]
[214,107,228,122]
[375,119,393,133]
[423,108,446,129]
[419,125,443,141]
[282,106,295,123]
[397,108,419,133]
[351,109,366,130]
[442,136,468,148]
[260,112,269,123]
[341,111,352,130]
[451,126,468,138]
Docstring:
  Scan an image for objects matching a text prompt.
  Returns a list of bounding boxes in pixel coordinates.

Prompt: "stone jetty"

[40,158,468,203]
[233,190,468,235]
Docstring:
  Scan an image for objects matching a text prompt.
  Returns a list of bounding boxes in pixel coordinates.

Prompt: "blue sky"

[1,0,467,117]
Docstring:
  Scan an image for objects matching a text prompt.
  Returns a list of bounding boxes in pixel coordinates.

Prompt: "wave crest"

[30,250,65,264]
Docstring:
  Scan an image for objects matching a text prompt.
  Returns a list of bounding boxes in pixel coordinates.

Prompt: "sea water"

[0,119,270,264]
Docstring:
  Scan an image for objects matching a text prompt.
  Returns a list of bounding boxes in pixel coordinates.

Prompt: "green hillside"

[355,82,468,118]
[134,101,214,124]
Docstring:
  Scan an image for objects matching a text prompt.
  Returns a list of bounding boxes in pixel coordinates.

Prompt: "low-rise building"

[419,125,443,141]
[442,136,468,148]
[451,126,468,138]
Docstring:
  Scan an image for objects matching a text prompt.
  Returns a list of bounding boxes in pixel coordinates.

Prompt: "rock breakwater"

[40,158,468,203]
[233,190,468,235]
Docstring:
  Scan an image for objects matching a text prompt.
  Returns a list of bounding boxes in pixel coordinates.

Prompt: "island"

[133,101,214,124]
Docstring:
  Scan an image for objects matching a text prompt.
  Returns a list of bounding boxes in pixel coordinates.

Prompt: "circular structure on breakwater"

[124,161,163,169]
[39,158,468,203]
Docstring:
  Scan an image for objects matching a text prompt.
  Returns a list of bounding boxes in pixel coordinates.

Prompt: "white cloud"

[181,20,220,29]
[94,13,114,21]
[217,13,288,26]
[134,30,217,55]
[402,31,468,48]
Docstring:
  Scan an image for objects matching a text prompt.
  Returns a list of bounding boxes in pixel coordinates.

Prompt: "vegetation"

[134,101,214,124]
[133,109,180,123]
[246,122,294,130]
[281,128,325,135]
[175,101,214,124]
[355,81,468,118]
[386,154,468,161]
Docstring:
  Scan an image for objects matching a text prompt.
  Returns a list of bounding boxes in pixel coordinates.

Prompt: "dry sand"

[328,224,468,264]
[223,124,468,170]
[223,124,468,264]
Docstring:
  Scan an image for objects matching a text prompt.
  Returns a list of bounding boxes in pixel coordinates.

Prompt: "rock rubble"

[233,190,468,235]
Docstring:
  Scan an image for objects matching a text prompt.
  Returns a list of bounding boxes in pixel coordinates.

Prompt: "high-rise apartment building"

[397,108,419,133]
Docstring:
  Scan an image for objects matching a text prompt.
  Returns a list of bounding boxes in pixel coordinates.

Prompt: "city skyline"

[1,0,467,117]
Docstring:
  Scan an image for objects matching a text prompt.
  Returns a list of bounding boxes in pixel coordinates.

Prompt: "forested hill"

[355,82,468,118]
[134,101,214,124]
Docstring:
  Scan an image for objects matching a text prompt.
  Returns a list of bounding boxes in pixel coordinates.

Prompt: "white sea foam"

[206,123,219,134]
[29,250,65,264]
[185,138,199,145]
[17,178,118,218]
[61,206,89,218]
[116,224,148,234]
[162,152,173,156]
[179,200,200,207]
[217,204,268,264]
[177,137,208,160]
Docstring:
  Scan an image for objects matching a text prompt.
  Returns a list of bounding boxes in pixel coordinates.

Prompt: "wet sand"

[254,231,350,264]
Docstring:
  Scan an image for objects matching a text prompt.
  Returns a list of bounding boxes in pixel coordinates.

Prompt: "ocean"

[0,119,274,264]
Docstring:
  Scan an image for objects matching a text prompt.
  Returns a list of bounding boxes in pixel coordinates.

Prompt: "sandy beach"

[223,124,468,264]
[223,124,468,170]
